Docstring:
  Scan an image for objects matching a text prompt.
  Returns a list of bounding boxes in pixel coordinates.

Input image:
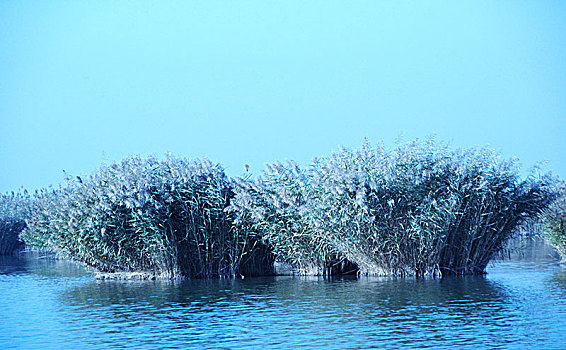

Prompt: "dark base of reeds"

[0,218,26,255]
[275,258,360,277]
[279,258,491,278]
[93,262,492,279]
[439,265,488,276]
[95,271,177,280]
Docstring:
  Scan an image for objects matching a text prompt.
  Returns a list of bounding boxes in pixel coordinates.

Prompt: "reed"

[19,138,557,278]
[542,183,566,260]
[0,218,26,255]
[22,156,273,278]
[0,191,32,254]
[229,138,555,276]
[229,162,339,275]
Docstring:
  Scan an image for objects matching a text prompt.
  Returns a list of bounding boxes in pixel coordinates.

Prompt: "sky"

[1,1,565,192]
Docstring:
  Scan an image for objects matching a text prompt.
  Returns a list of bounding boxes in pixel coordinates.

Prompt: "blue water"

[1,241,565,349]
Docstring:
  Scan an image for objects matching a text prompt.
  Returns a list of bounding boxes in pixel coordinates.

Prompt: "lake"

[1,239,565,349]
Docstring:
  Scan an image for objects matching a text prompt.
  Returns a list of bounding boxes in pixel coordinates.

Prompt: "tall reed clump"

[542,183,566,260]
[230,139,556,276]
[228,163,342,276]
[0,191,31,254]
[22,156,273,278]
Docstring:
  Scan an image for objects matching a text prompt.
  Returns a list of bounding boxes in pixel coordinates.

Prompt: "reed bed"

[17,138,557,278]
[0,218,26,255]
[230,139,555,276]
[542,183,566,260]
[0,191,32,254]
[22,156,273,278]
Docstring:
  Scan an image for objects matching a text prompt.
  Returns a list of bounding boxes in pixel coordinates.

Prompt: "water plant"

[230,138,556,276]
[19,138,557,278]
[542,182,566,260]
[22,156,273,278]
[0,191,31,254]
[0,218,26,255]
[228,162,339,275]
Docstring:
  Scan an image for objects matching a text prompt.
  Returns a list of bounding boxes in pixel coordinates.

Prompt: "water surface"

[1,241,565,349]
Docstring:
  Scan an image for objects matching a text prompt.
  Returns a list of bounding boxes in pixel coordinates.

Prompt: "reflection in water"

[58,275,515,349]
[550,268,566,295]
[503,236,562,263]
[0,251,91,278]
[0,254,29,275]
[1,242,566,349]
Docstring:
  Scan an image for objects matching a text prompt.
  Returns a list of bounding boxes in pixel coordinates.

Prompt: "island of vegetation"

[1,138,564,279]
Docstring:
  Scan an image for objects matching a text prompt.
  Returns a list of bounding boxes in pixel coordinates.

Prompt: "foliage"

[0,218,26,255]
[229,162,337,275]
[0,191,32,254]
[230,139,556,276]
[22,156,273,278]
[0,190,32,220]
[542,182,566,259]
[18,138,557,278]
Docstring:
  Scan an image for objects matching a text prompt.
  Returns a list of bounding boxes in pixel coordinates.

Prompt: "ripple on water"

[1,248,566,349]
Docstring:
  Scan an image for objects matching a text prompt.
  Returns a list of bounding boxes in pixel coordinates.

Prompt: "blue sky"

[1,1,565,192]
